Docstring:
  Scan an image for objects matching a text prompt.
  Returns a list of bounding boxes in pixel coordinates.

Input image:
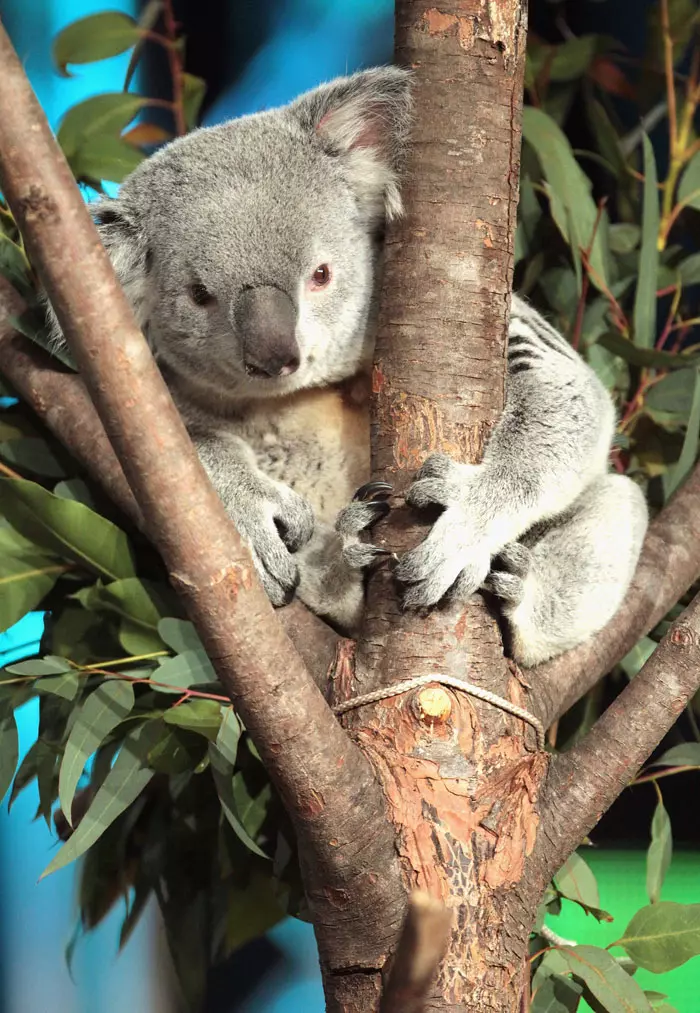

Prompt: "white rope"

[332,673,545,750]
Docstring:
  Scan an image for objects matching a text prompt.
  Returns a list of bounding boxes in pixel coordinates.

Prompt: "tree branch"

[379,892,453,1013]
[540,590,700,873]
[0,24,390,889]
[531,461,700,728]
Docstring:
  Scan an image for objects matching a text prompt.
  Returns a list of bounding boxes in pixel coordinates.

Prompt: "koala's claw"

[483,543,531,606]
[353,480,392,502]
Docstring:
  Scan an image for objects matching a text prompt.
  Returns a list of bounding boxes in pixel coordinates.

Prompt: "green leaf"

[157,617,203,654]
[41,720,159,877]
[619,636,657,679]
[52,12,142,75]
[650,742,700,768]
[0,438,68,478]
[646,369,699,415]
[531,972,583,1012]
[216,708,241,766]
[634,135,660,348]
[0,702,19,804]
[677,252,700,287]
[521,106,608,292]
[35,672,81,701]
[646,799,672,904]
[554,852,600,911]
[226,870,286,952]
[181,74,206,130]
[147,726,200,775]
[53,479,96,509]
[0,553,67,634]
[554,945,653,1012]
[664,368,700,498]
[0,478,135,580]
[609,224,641,255]
[678,150,700,212]
[59,679,135,827]
[163,699,221,738]
[155,649,217,691]
[598,332,700,371]
[617,902,700,973]
[5,655,72,676]
[74,577,169,655]
[0,232,32,298]
[70,135,145,185]
[209,745,269,859]
[59,93,146,157]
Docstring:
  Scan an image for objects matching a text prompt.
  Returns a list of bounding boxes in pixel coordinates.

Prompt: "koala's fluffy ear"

[289,66,412,222]
[44,197,150,354]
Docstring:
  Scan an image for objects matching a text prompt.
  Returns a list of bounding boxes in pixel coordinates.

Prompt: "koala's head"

[53,67,412,400]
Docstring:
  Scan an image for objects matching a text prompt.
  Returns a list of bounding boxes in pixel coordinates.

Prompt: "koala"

[46,67,647,664]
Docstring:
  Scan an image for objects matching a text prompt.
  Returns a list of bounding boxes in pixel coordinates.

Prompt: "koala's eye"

[311,264,331,288]
[190,282,215,307]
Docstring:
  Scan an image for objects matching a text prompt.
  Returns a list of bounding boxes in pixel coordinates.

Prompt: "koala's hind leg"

[295,483,392,634]
[485,474,648,667]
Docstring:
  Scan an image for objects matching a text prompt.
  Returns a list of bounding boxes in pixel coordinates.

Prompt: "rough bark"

[322,4,537,1011]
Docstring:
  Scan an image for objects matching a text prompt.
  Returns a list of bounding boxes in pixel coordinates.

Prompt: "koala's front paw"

[483,543,532,606]
[231,482,315,606]
[396,454,492,607]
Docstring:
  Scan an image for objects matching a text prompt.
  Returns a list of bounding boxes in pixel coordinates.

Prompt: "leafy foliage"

[2,2,700,1010]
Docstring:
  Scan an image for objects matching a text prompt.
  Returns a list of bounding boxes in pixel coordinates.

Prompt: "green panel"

[551,850,700,1012]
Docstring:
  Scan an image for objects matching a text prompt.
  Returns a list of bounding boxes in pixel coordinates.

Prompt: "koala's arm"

[194,432,314,606]
[396,296,645,627]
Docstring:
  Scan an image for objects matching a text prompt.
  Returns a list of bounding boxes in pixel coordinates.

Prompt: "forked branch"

[0,23,381,860]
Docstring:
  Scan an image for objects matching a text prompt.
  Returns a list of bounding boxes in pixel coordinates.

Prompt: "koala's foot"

[396,454,492,608]
[483,543,532,605]
[295,482,393,634]
[337,481,394,569]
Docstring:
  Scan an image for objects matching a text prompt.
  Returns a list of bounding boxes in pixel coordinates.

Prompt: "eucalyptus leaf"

[157,617,204,654]
[530,972,583,1012]
[554,852,600,911]
[181,74,206,131]
[74,577,169,655]
[555,945,653,1012]
[521,106,608,291]
[0,478,136,580]
[0,553,67,634]
[155,649,217,691]
[69,136,145,185]
[41,720,160,877]
[617,902,700,973]
[163,699,221,738]
[664,369,700,498]
[646,798,672,905]
[53,479,96,508]
[208,745,269,859]
[216,708,241,767]
[646,369,699,415]
[678,150,700,212]
[634,135,660,348]
[598,332,700,371]
[650,743,700,768]
[59,679,135,827]
[53,12,142,75]
[609,224,641,255]
[0,437,68,478]
[0,702,19,804]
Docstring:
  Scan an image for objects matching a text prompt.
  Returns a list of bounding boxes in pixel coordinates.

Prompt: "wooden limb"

[531,462,700,728]
[540,590,700,874]
[379,892,453,1013]
[0,25,393,903]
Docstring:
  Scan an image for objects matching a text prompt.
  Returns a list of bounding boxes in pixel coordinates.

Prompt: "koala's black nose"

[234,285,300,379]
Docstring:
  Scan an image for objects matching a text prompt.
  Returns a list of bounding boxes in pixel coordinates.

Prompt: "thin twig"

[160,0,186,136]
[380,892,453,1013]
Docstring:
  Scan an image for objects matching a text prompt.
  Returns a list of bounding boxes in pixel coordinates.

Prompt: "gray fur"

[45,68,648,659]
[397,295,648,664]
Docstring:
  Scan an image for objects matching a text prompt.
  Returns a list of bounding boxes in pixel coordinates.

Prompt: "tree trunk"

[314,3,535,1010]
